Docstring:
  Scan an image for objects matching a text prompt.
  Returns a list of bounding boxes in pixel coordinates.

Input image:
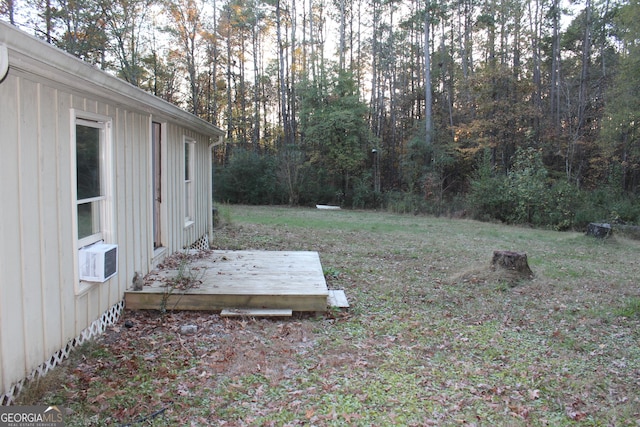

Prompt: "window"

[74,113,112,248]
[184,138,195,225]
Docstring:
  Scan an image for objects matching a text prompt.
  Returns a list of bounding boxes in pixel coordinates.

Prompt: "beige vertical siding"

[159,125,212,252]
[0,44,221,397]
[0,64,26,394]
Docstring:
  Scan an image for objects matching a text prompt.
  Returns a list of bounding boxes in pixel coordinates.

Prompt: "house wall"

[0,23,222,399]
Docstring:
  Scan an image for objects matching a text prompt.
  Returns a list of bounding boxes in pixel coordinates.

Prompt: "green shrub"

[351,173,381,209]
[609,196,640,224]
[467,148,589,229]
[543,180,581,230]
[215,148,285,204]
[296,166,340,206]
[384,191,429,214]
[466,150,513,222]
[573,188,639,229]
[506,147,548,224]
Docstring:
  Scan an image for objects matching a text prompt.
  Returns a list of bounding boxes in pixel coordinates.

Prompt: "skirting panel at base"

[1,300,124,406]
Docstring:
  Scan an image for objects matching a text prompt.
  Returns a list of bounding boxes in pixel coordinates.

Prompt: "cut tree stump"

[586,222,612,239]
[491,250,533,277]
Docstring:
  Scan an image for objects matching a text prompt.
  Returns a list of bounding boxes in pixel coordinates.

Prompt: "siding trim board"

[0,22,224,402]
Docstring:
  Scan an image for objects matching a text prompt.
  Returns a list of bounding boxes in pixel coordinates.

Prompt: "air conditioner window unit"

[79,243,118,282]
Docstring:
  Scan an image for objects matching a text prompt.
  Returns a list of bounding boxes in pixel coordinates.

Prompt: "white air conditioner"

[79,243,118,282]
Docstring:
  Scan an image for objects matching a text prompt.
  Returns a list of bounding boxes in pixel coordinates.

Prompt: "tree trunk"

[339,0,346,71]
[252,20,261,148]
[226,6,233,140]
[424,3,432,146]
[569,0,592,183]
[550,0,561,131]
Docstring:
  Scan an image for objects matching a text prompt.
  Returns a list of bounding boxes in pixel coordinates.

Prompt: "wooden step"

[220,308,293,318]
[327,290,349,309]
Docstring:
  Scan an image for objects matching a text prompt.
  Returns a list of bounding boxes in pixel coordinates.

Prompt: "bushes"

[573,188,640,229]
[351,173,382,209]
[466,151,512,222]
[215,147,340,206]
[215,148,286,205]
[384,191,429,214]
[467,148,577,229]
[543,180,580,230]
[466,147,640,230]
[506,147,548,224]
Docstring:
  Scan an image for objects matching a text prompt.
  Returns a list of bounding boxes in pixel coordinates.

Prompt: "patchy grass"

[18,205,640,425]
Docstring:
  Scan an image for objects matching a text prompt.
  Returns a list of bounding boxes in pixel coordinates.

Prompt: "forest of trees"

[2,0,639,229]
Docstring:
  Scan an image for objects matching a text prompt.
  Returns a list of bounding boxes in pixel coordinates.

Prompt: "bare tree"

[165,0,206,115]
[0,0,15,25]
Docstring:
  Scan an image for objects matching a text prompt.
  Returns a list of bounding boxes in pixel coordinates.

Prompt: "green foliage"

[350,173,382,209]
[215,148,285,204]
[573,187,640,229]
[299,70,374,200]
[506,147,549,224]
[384,191,429,215]
[401,135,432,194]
[468,148,584,229]
[467,149,512,222]
[543,180,580,231]
[51,0,108,64]
[275,144,307,206]
[296,165,339,206]
[13,0,640,205]
[467,146,640,230]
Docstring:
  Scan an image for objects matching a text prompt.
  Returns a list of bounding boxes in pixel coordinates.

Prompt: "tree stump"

[491,250,533,277]
[586,222,611,239]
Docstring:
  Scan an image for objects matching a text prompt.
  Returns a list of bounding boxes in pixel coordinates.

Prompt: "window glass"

[77,200,101,240]
[185,140,194,223]
[185,142,191,180]
[76,120,106,246]
[76,125,101,199]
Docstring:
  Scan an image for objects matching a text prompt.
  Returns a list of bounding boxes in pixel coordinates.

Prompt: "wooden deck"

[125,250,339,312]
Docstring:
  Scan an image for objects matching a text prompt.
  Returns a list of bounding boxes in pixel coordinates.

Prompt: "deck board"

[125,250,332,312]
[328,290,349,309]
[220,308,293,318]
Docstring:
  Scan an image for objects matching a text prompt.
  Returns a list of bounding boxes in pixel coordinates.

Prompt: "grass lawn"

[19,205,640,426]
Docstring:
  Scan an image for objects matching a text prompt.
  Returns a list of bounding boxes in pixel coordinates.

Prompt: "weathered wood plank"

[125,292,327,312]
[328,290,349,309]
[220,308,293,317]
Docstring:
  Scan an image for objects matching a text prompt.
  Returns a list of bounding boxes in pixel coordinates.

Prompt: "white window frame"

[184,137,196,227]
[72,110,114,249]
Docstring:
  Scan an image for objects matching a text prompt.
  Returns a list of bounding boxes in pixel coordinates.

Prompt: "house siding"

[0,23,222,400]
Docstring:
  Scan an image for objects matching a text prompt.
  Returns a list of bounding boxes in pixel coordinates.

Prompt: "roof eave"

[0,22,224,138]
